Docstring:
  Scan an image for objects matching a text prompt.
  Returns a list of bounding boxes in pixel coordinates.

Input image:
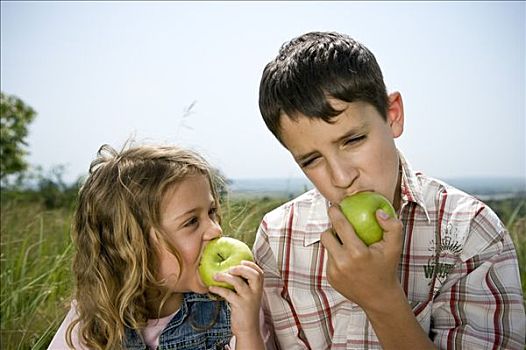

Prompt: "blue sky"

[1,1,525,183]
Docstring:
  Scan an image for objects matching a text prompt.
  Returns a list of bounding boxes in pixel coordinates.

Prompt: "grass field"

[1,194,524,349]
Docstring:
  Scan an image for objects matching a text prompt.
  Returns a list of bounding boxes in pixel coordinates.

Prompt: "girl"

[48,143,266,350]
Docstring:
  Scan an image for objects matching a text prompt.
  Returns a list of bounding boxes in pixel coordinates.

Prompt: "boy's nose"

[329,160,356,189]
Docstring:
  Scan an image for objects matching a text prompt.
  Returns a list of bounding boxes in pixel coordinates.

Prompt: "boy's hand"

[209,260,264,339]
[320,204,404,312]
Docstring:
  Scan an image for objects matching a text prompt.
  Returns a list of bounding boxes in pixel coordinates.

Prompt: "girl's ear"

[149,228,159,246]
[149,228,166,255]
[148,227,159,245]
[387,92,404,138]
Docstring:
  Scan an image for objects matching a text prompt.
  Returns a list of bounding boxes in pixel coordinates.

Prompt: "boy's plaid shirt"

[253,153,525,350]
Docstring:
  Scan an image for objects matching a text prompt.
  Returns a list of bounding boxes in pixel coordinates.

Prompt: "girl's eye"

[184,217,198,228]
[209,207,218,220]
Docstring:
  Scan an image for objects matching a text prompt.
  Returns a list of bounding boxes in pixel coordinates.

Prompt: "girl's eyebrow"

[167,208,196,226]
[171,199,215,222]
[173,208,196,220]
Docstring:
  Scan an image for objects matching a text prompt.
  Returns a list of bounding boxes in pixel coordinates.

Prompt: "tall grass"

[0,194,288,349]
[220,195,288,247]
[505,200,526,293]
[0,195,524,349]
[1,201,74,349]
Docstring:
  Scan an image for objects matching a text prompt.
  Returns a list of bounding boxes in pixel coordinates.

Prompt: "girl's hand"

[209,260,264,340]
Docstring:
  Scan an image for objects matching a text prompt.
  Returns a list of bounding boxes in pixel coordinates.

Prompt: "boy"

[253,31,525,349]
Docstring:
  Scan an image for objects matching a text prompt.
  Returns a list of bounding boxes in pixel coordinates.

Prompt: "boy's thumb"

[376,209,403,243]
[376,209,391,221]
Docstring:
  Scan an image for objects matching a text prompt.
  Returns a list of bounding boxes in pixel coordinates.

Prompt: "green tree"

[0,92,36,181]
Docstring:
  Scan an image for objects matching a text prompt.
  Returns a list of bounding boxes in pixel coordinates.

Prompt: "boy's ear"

[387,92,404,138]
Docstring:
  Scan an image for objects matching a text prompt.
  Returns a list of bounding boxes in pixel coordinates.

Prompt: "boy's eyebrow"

[294,126,364,164]
[294,151,318,164]
[333,127,364,144]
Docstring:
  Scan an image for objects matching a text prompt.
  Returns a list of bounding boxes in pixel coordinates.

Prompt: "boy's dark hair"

[259,31,389,142]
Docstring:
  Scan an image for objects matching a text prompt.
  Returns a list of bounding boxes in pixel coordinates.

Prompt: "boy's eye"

[344,135,366,146]
[300,156,320,169]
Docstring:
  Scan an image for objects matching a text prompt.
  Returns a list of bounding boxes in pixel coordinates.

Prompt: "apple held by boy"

[339,191,397,246]
[199,236,254,290]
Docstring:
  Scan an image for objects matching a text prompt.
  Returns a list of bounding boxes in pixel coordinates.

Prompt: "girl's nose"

[203,220,222,241]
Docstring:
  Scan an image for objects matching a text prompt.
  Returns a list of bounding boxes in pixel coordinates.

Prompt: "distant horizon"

[228,176,526,196]
[3,171,524,200]
[229,175,526,181]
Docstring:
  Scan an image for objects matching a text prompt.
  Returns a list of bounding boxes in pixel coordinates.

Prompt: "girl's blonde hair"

[66,143,222,349]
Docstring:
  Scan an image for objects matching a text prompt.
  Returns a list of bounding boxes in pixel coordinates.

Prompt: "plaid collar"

[304,150,431,246]
[398,151,431,222]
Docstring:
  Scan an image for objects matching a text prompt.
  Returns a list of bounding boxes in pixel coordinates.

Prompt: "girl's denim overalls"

[124,293,232,350]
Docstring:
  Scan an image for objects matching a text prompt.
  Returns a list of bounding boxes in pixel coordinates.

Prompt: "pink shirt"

[141,312,174,349]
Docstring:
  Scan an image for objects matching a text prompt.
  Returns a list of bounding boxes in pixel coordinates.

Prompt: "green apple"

[198,236,254,290]
[339,191,396,246]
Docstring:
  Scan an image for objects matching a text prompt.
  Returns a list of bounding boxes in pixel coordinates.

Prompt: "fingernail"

[377,209,389,220]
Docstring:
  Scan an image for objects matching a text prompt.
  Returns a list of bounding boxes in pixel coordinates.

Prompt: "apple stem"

[217,252,225,261]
